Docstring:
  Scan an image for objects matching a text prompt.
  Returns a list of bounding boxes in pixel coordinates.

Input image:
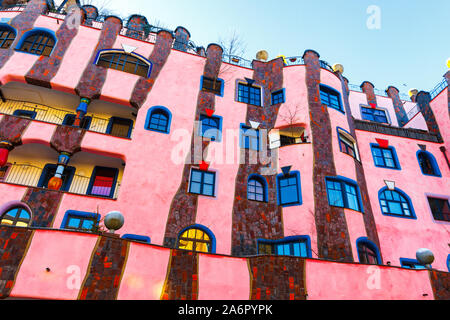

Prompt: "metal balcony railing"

[3,163,121,199]
[0,99,131,138]
[430,78,448,100]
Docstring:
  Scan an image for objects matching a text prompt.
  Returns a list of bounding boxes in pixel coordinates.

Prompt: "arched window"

[356,238,381,265]
[248,174,267,202]
[96,50,152,78]
[16,29,56,56]
[379,187,416,219]
[177,225,215,253]
[417,151,441,177]
[1,206,31,227]
[0,24,16,49]
[145,106,172,134]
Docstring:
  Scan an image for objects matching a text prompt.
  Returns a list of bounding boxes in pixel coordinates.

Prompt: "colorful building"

[0,0,448,300]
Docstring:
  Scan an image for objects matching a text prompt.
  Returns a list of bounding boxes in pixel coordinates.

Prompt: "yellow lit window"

[177,228,212,253]
[0,207,31,227]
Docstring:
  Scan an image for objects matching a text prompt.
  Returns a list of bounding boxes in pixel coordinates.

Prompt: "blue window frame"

[240,124,260,151]
[257,236,312,258]
[122,234,151,244]
[400,258,427,270]
[96,49,152,78]
[87,166,119,198]
[427,197,450,222]
[37,164,76,192]
[370,144,401,170]
[417,151,441,177]
[319,84,343,113]
[379,187,416,219]
[277,171,302,207]
[247,174,267,202]
[447,255,450,272]
[337,128,359,160]
[60,210,100,232]
[199,114,222,142]
[201,76,224,96]
[361,106,389,124]
[356,237,382,265]
[237,82,261,106]
[15,28,56,56]
[271,89,285,105]
[106,117,133,138]
[189,169,216,197]
[326,177,362,212]
[13,109,37,119]
[0,24,16,49]
[177,224,216,254]
[145,106,172,134]
[62,114,92,130]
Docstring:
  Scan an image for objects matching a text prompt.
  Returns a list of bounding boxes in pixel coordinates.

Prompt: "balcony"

[0,143,124,200]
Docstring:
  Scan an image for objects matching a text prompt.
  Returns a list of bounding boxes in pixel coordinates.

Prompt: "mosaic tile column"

[161,249,199,300]
[25,6,85,88]
[129,30,174,110]
[78,235,130,300]
[0,0,48,69]
[173,26,190,52]
[74,16,123,100]
[340,76,382,258]
[416,91,443,142]
[124,14,149,40]
[304,50,353,262]
[361,81,378,107]
[248,256,307,300]
[386,86,409,127]
[163,44,223,249]
[0,115,31,146]
[230,57,285,257]
[428,270,450,300]
[0,226,34,299]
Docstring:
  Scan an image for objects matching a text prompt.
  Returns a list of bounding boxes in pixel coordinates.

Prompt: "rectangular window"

[427,197,450,222]
[277,172,302,206]
[258,238,310,258]
[62,114,92,130]
[319,85,343,112]
[338,131,358,160]
[107,117,133,138]
[400,259,427,270]
[62,211,99,232]
[371,145,400,169]
[88,167,118,198]
[201,76,224,96]
[38,164,76,192]
[0,164,11,182]
[189,169,216,197]
[13,109,37,119]
[271,89,285,105]
[238,82,261,106]
[240,125,260,151]
[361,107,388,124]
[199,115,222,142]
[326,178,361,212]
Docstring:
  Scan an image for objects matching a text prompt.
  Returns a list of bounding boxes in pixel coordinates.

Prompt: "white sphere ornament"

[416,248,434,266]
[104,211,124,233]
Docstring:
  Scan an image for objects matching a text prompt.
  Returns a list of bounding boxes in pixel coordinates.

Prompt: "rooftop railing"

[430,78,448,100]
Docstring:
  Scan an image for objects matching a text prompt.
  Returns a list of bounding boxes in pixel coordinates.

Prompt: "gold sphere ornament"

[447,58,450,69]
[408,88,418,97]
[256,50,268,61]
[332,64,344,74]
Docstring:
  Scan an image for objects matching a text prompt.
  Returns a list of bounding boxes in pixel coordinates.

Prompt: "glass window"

[107,117,133,138]
[148,109,170,133]
[278,172,301,206]
[427,197,450,222]
[417,151,441,177]
[177,227,213,253]
[0,25,16,49]
[326,178,361,212]
[371,145,400,169]
[88,167,118,198]
[271,89,285,105]
[238,82,261,106]
[97,51,150,77]
[17,31,55,56]
[199,115,221,142]
[62,211,99,232]
[201,76,223,96]
[248,175,266,202]
[13,109,37,119]
[338,131,358,159]
[319,85,343,112]
[0,207,31,227]
[258,237,310,258]
[379,189,414,218]
[189,169,216,197]
[361,107,388,124]
[400,259,427,270]
[357,241,380,265]
[240,125,260,151]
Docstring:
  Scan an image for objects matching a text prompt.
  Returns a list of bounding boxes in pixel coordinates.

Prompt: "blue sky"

[98,0,449,96]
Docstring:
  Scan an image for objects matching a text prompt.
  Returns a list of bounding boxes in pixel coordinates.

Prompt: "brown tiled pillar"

[163,44,223,249]
[361,81,378,107]
[304,50,353,262]
[428,270,450,300]
[386,86,409,127]
[416,91,443,142]
[230,57,285,257]
[173,26,190,52]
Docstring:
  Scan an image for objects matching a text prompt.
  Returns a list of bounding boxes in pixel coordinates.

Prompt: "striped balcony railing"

[2,163,121,199]
[430,78,448,100]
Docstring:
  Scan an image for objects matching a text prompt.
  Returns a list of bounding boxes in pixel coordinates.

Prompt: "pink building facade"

[0,0,448,300]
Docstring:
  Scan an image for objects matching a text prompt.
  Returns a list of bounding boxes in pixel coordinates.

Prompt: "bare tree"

[79,0,117,16]
[219,30,247,63]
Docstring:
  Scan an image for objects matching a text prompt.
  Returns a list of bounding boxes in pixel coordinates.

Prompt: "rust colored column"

[304,50,353,262]
[428,270,450,300]
[173,26,190,52]
[163,44,223,249]
[416,91,443,142]
[230,57,285,257]
[361,81,378,107]
[386,86,409,127]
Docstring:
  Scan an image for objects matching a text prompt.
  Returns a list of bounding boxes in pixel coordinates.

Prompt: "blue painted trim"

[325,175,364,213]
[370,143,402,170]
[37,164,76,192]
[15,27,57,56]
[247,173,268,203]
[94,49,153,78]
[336,126,359,160]
[378,187,417,220]
[188,168,217,198]
[276,171,302,207]
[60,210,100,230]
[86,166,119,199]
[400,258,430,269]
[356,237,382,264]
[319,83,345,114]
[200,75,224,97]
[198,114,223,142]
[256,235,312,258]
[178,224,216,254]
[239,123,260,151]
[106,116,133,138]
[447,254,450,272]
[416,150,442,178]
[270,88,286,105]
[145,106,172,134]
[0,22,16,36]
[13,109,37,119]
[62,114,92,130]
[122,234,151,244]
